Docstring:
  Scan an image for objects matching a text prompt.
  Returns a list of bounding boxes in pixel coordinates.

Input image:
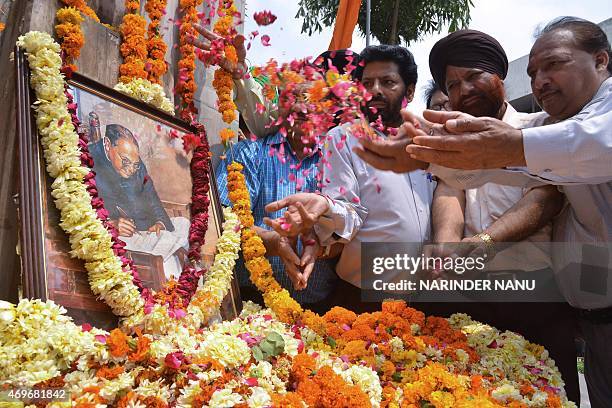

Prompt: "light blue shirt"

[216,132,338,304]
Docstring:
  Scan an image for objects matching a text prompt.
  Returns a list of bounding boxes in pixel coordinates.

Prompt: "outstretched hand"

[264,193,329,238]
[405,110,527,169]
[189,24,248,79]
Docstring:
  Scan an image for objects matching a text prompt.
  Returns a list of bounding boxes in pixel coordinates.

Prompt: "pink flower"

[245,377,259,386]
[95,335,107,344]
[81,323,92,332]
[253,10,277,26]
[165,351,185,369]
[261,34,271,47]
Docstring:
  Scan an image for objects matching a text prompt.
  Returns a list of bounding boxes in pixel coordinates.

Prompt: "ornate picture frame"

[15,49,241,329]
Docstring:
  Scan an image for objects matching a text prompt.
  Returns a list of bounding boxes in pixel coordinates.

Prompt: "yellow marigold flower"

[56,7,84,25]
[219,128,235,144]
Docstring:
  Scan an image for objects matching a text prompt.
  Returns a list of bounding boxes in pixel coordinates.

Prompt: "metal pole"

[366,0,371,46]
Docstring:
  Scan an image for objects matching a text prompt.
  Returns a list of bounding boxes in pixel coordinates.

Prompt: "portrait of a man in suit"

[89,123,190,281]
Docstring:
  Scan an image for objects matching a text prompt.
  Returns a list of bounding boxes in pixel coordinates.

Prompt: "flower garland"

[114,77,174,113]
[0,298,575,407]
[226,162,305,324]
[18,31,145,318]
[211,0,238,144]
[17,32,223,328]
[177,0,203,120]
[119,0,148,83]
[144,0,168,84]
[59,0,100,23]
[54,7,84,72]
[116,0,174,114]
[173,125,212,305]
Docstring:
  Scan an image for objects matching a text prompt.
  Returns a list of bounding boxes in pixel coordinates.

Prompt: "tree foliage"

[295,0,473,45]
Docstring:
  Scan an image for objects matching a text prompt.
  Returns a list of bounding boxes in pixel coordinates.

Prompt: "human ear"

[405,83,416,103]
[594,49,609,73]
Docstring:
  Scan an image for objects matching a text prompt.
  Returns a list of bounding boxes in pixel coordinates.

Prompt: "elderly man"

[266,45,435,313]
[420,29,577,402]
[359,17,612,407]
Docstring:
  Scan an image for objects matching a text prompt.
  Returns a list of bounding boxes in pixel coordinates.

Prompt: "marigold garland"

[116,0,174,113]
[177,0,203,120]
[211,0,238,144]
[55,7,84,71]
[60,0,100,23]
[144,0,168,83]
[119,1,148,83]
[226,162,304,324]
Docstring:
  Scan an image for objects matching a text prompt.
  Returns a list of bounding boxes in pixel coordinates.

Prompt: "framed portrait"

[15,49,241,330]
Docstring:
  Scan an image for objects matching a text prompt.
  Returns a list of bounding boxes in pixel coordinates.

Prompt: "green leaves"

[251,331,286,362]
[295,0,473,45]
[326,336,337,348]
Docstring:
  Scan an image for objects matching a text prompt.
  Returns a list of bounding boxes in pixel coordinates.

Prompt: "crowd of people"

[191,16,612,406]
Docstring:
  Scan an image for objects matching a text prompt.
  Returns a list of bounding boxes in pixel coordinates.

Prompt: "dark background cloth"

[89,140,173,232]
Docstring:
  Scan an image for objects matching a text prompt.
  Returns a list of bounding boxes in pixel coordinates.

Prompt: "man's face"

[528,29,609,121]
[445,66,505,118]
[104,137,141,178]
[429,90,451,111]
[278,75,323,146]
[361,61,413,125]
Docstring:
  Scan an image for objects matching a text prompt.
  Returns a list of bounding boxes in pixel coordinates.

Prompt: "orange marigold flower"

[96,365,124,380]
[128,328,151,362]
[219,128,236,144]
[270,392,305,407]
[107,328,130,357]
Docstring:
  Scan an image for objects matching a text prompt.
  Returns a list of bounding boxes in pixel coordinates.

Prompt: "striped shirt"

[216,132,338,304]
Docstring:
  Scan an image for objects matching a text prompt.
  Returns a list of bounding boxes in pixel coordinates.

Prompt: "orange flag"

[328,0,362,50]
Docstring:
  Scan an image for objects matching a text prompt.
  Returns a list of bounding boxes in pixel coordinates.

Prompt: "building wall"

[505,17,612,113]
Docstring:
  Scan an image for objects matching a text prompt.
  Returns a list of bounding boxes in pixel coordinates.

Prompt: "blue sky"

[242,0,612,111]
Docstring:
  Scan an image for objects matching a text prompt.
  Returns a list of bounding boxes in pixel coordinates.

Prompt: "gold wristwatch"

[474,232,496,258]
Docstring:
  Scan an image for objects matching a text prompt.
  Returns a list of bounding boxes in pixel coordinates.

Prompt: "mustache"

[368,96,388,104]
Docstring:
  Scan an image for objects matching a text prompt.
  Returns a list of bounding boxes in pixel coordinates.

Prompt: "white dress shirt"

[430,77,612,309]
[462,104,552,272]
[315,122,435,287]
[521,77,612,184]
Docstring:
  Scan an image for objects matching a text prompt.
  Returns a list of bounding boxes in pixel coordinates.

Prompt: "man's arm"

[432,181,465,243]
[191,24,277,139]
[408,106,612,184]
[478,185,564,243]
[522,109,612,184]
[233,76,278,138]
[316,127,369,245]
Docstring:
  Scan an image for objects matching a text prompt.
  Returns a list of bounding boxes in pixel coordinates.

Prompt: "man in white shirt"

[265,45,435,313]
[357,17,612,407]
[420,29,577,402]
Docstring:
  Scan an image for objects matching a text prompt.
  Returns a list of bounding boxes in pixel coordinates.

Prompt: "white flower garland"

[18,31,144,318]
[114,78,174,114]
[18,32,240,332]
